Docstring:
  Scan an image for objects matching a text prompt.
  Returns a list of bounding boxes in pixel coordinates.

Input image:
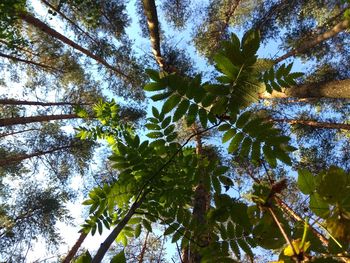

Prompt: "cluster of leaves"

[298,167,350,250]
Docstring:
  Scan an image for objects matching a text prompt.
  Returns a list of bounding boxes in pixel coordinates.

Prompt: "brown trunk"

[62,232,88,263]
[0,114,81,127]
[259,79,350,99]
[0,99,90,107]
[0,51,61,72]
[141,0,165,70]
[0,144,73,167]
[17,11,130,81]
[138,231,149,263]
[272,118,350,131]
[275,19,350,63]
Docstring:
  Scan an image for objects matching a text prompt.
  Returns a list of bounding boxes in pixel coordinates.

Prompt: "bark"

[272,118,350,131]
[259,79,350,99]
[0,51,61,72]
[0,114,81,127]
[0,144,73,167]
[275,19,350,63]
[0,99,90,107]
[17,11,131,81]
[141,0,165,70]
[62,232,88,263]
[91,192,148,263]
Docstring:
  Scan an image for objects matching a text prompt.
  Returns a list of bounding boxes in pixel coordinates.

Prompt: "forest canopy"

[0,0,350,262]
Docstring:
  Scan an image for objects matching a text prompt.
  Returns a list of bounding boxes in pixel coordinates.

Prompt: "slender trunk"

[0,39,40,57]
[62,232,88,263]
[183,129,210,263]
[0,99,91,107]
[260,79,350,99]
[138,231,149,263]
[141,0,165,70]
[0,144,73,167]
[272,118,350,130]
[0,51,61,72]
[0,114,81,127]
[40,0,100,46]
[91,192,148,263]
[17,11,131,81]
[275,19,350,63]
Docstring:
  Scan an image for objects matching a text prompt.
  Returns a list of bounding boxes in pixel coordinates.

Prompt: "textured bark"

[275,19,350,63]
[62,232,88,263]
[141,0,164,69]
[0,144,72,167]
[18,11,130,80]
[0,99,89,107]
[0,114,80,127]
[259,79,350,99]
[273,118,350,131]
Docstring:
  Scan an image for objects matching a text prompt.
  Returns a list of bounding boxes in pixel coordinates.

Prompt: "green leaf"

[150,91,172,101]
[222,129,236,143]
[146,132,163,139]
[73,251,92,263]
[145,69,160,81]
[297,169,315,195]
[134,224,141,238]
[162,94,181,113]
[142,220,152,232]
[144,82,164,91]
[237,239,254,262]
[263,145,276,168]
[173,99,190,122]
[213,54,237,78]
[204,84,230,96]
[171,228,183,243]
[110,250,126,263]
[309,193,329,218]
[164,223,179,236]
[228,133,244,153]
[236,111,251,128]
[242,29,260,57]
[186,104,198,126]
[198,108,208,128]
[161,116,171,128]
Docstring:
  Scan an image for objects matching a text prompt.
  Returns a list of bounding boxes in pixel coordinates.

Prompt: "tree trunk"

[62,232,88,263]
[0,99,90,107]
[0,144,73,167]
[259,79,350,99]
[17,11,130,81]
[0,114,80,127]
[273,118,350,131]
[275,19,350,63]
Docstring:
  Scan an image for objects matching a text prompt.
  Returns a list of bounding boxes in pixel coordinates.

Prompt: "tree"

[1,0,350,262]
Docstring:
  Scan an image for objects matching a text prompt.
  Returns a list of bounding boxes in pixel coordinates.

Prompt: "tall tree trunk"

[0,128,39,138]
[17,11,131,81]
[62,233,88,263]
[0,99,90,107]
[272,118,350,130]
[0,144,73,167]
[0,114,81,127]
[275,19,350,63]
[259,79,350,99]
